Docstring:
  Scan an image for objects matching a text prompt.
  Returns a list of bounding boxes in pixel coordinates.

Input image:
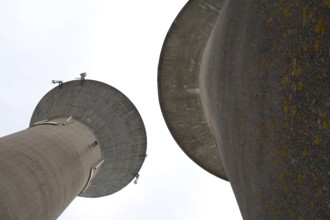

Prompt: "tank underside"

[31,80,147,197]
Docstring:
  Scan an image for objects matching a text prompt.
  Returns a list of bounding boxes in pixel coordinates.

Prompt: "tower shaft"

[0,117,102,220]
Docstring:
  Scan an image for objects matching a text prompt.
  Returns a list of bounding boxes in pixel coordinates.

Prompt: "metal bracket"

[62,116,73,125]
[81,160,104,193]
[89,141,98,148]
[32,120,58,126]
[134,173,140,184]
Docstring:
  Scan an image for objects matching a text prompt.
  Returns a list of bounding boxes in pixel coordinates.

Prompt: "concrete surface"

[31,80,147,197]
[0,118,102,219]
[203,0,329,219]
[158,0,227,180]
[0,80,147,219]
[160,0,329,218]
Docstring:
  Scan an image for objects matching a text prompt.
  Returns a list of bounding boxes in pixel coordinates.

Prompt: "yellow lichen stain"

[310,201,315,208]
[279,172,284,181]
[282,182,288,190]
[297,81,303,91]
[309,11,315,20]
[282,75,290,86]
[316,17,326,35]
[291,58,301,76]
[325,0,330,6]
[314,136,321,145]
[304,61,311,70]
[275,148,280,156]
[303,148,308,157]
[296,0,301,5]
[299,215,304,220]
[283,100,289,113]
[302,7,307,27]
[312,172,318,182]
[323,120,329,128]
[297,173,302,184]
[314,38,321,52]
[291,106,297,117]
[284,5,291,17]
[293,66,302,76]
[282,146,288,156]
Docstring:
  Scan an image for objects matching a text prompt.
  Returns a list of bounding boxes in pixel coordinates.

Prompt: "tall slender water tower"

[0,80,147,219]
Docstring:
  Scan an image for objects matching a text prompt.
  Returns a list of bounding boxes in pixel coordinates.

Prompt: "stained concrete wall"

[0,118,101,220]
[160,0,329,219]
[158,0,227,180]
[204,0,330,219]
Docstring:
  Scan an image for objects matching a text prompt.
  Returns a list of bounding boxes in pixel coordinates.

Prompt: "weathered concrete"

[0,118,102,219]
[203,0,330,219]
[160,0,329,219]
[158,0,227,180]
[31,80,147,197]
[0,80,147,219]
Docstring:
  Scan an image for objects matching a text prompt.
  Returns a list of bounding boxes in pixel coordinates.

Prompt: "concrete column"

[0,117,102,220]
[0,80,147,219]
[204,1,330,219]
[159,0,329,219]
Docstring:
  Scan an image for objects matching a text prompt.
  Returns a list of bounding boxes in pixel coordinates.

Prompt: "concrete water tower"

[0,80,147,219]
[159,0,329,219]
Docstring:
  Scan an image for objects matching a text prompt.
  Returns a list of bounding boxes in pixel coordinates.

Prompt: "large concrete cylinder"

[0,118,102,219]
[204,1,329,219]
[159,0,329,219]
[0,80,147,219]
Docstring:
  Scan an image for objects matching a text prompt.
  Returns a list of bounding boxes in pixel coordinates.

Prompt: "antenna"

[52,80,63,88]
[80,72,87,84]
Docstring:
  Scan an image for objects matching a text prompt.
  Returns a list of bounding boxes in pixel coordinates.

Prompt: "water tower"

[159,0,329,219]
[0,80,147,219]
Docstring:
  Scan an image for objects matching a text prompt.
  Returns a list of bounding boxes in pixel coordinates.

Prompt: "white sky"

[0,0,242,219]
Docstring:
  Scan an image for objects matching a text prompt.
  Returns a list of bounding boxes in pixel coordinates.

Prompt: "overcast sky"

[0,0,242,219]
